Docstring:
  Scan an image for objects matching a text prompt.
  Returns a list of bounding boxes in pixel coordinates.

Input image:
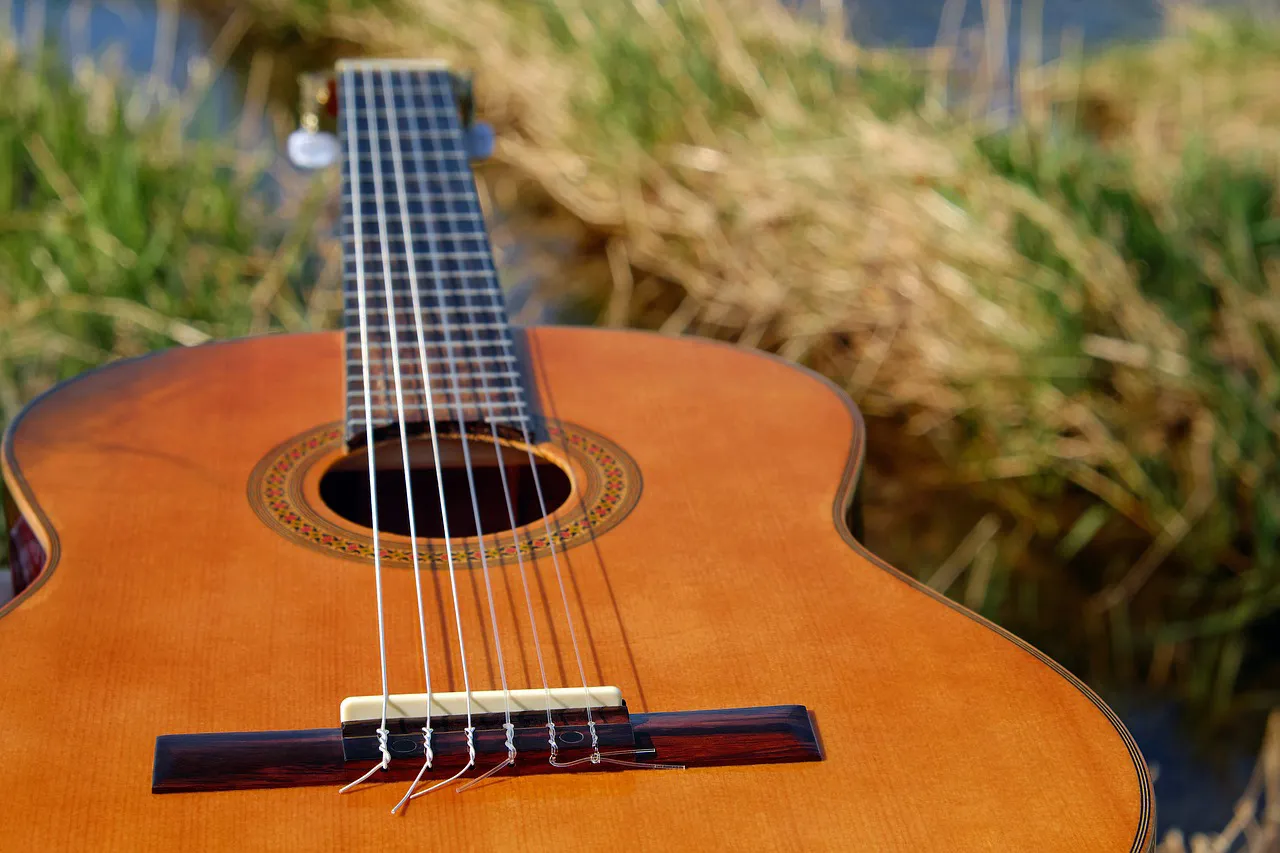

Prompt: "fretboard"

[338,61,527,447]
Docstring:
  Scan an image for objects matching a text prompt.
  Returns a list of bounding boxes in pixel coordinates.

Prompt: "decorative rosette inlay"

[248,421,639,567]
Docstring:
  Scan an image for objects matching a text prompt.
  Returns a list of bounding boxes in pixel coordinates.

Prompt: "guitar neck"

[337,61,526,447]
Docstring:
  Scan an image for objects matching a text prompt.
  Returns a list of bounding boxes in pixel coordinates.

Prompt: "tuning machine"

[287,72,340,170]
[449,70,495,162]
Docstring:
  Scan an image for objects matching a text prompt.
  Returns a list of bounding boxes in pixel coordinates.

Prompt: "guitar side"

[0,327,1153,851]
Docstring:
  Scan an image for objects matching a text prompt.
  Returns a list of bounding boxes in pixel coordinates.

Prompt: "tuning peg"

[466,122,495,161]
[288,72,339,170]
[287,128,340,170]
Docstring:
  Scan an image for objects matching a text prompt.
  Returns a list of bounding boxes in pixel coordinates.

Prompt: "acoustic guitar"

[1,59,1154,851]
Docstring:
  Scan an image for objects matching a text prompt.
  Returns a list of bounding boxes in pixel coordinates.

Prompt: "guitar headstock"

[286,64,493,171]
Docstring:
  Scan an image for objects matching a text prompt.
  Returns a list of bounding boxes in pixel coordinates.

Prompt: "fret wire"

[343,290,503,301]
[340,247,499,262]
[345,372,523,385]
[341,208,482,218]
[343,212,488,226]
[357,351,511,360]
[341,281,500,291]
[348,372,520,383]
[342,302,506,313]
[345,412,529,422]
[345,190,479,202]
[343,302,504,311]
[344,333,513,346]
[344,341,514,354]
[346,322,513,333]
[340,307,507,320]
[340,278,499,289]
[345,350,516,364]
[349,393,526,405]
[343,190,495,204]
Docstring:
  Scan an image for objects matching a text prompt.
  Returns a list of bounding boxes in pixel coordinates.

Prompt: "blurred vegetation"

[5,0,1280,812]
[0,28,335,424]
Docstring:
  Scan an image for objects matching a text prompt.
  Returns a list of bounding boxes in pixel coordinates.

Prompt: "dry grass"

[1158,709,1280,852]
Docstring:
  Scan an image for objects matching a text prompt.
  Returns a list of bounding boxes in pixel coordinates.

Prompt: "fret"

[341,289,503,305]
[342,190,496,205]
[345,371,524,386]
[340,304,504,318]
[350,149,468,165]
[348,327,510,337]
[349,394,527,407]
[344,296,504,306]
[345,349,517,365]
[340,277,498,289]
[340,229,491,245]
[346,368,516,382]
[345,340,512,353]
[344,320,509,332]
[349,335,510,348]
[350,327,514,343]
[350,267,493,280]
[348,318,512,327]
[342,212,485,227]
[348,415,531,428]
[345,189,479,203]
[350,340,514,350]
[340,246,498,263]
[348,320,512,333]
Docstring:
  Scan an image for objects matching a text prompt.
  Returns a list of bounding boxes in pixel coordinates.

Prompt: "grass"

[1154,708,1280,852]
[0,22,339,420]
[5,0,1280,843]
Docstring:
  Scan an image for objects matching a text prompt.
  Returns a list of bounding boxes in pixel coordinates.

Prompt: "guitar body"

[1,327,1152,851]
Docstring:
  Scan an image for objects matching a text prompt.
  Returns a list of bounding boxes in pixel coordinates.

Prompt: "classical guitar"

[1,59,1154,851]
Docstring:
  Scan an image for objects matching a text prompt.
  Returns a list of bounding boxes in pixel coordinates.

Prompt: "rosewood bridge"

[151,687,823,793]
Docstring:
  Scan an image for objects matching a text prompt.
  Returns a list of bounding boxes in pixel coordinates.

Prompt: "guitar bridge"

[339,687,634,764]
[152,686,823,793]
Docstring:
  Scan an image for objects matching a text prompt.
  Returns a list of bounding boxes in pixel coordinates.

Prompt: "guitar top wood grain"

[0,327,1152,851]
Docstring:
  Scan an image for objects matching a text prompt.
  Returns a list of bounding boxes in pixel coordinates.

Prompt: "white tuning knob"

[287,129,340,170]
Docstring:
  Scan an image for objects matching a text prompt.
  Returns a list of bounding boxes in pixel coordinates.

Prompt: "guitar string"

[340,66,643,792]
[448,160,682,772]
[360,66,468,812]
[345,66,485,810]
[403,68,518,800]
[429,103,604,767]
[407,79,563,790]
[337,66,394,794]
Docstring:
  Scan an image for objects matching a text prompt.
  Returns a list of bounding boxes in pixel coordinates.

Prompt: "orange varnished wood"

[0,328,1153,851]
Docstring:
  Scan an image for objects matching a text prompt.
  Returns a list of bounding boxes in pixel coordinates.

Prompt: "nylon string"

[337,66,393,794]
[437,107,603,767]
[403,68,517,799]
[368,67,486,811]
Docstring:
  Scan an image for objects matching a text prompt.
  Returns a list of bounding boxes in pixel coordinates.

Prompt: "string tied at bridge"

[503,722,517,762]
[422,726,435,769]
[456,722,521,793]
[339,726,391,793]
[393,727,479,813]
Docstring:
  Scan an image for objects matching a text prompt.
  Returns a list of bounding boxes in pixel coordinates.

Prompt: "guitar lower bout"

[1,327,1153,851]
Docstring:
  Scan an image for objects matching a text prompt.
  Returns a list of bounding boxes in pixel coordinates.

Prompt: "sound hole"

[318,437,573,538]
